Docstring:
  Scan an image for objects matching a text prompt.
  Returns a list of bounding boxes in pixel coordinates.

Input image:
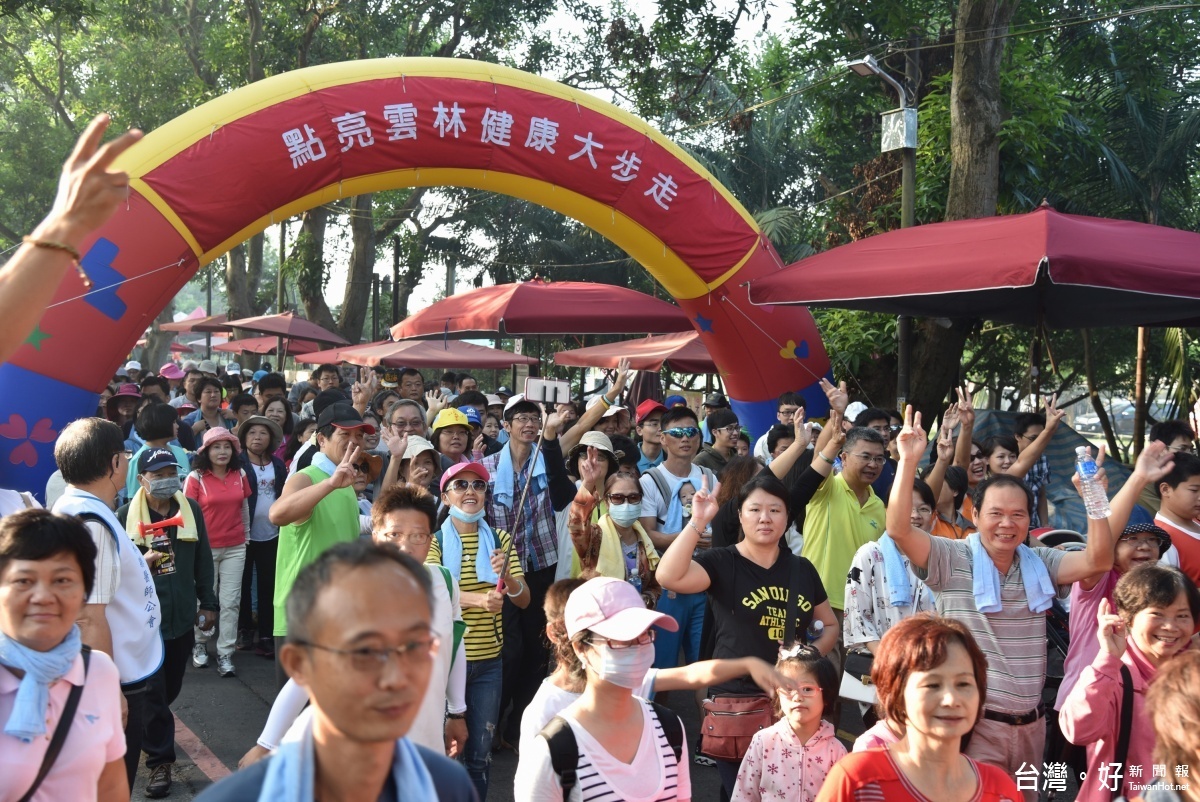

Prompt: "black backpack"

[539,700,684,801]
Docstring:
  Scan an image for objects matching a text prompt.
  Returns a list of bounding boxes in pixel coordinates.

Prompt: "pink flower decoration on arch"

[0,414,57,467]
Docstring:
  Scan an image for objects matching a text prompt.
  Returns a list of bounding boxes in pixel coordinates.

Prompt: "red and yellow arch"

[0,58,829,492]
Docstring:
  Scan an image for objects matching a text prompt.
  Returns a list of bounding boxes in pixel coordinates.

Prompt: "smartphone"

[524,378,572,405]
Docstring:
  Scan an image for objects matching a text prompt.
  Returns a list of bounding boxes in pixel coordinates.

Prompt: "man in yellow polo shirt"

[801,422,886,677]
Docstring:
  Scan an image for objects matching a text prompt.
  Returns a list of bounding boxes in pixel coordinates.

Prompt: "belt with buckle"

[983,702,1045,727]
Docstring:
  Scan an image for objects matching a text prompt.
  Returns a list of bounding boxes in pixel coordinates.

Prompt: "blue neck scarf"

[0,626,82,742]
[877,534,913,608]
[310,452,338,477]
[967,532,1056,613]
[493,443,546,509]
[256,716,435,802]
[439,513,500,585]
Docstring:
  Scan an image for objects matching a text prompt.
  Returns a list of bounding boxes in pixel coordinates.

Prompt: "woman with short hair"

[0,509,128,801]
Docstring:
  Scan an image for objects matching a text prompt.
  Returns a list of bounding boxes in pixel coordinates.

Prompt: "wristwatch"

[446,712,467,720]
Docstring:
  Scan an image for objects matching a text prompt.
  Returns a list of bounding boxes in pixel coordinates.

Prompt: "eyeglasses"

[848,453,887,466]
[1017,432,1040,442]
[970,453,986,462]
[511,415,542,426]
[606,493,643,505]
[913,506,933,516]
[447,479,488,493]
[296,636,439,673]
[715,423,742,435]
[1169,443,1197,454]
[779,684,823,699]
[592,630,655,650]
[663,426,700,439]
[379,531,431,545]
[390,418,425,431]
[1119,535,1162,549]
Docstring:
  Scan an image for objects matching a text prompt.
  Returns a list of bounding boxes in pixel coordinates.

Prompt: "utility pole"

[392,236,401,327]
[372,275,380,342]
[277,220,287,363]
[205,262,213,359]
[445,252,457,297]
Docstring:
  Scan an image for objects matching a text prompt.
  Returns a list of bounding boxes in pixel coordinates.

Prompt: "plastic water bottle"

[1075,446,1111,520]
[806,620,825,644]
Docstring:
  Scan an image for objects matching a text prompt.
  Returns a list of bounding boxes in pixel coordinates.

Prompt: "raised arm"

[657,656,797,695]
[1003,395,1066,477]
[886,406,934,570]
[767,408,812,479]
[1057,445,1115,585]
[812,378,848,454]
[559,358,633,454]
[1107,441,1173,536]
[655,473,717,594]
[269,445,359,526]
[952,387,975,472]
[923,404,958,502]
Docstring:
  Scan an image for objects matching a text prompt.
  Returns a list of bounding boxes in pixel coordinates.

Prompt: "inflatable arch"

[0,58,830,494]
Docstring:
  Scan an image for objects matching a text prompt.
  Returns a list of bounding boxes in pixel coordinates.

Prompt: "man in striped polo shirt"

[886,408,1114,802]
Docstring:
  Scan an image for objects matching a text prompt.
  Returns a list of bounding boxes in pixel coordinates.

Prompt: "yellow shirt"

[427,527,523,662]
[801,473,885,609]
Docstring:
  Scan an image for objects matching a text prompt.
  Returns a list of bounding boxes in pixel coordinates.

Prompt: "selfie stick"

[495,409,550,595]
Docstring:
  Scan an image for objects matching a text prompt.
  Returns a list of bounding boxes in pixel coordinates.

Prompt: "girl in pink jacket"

[1059,564,1200,802]
[733,646,846,802]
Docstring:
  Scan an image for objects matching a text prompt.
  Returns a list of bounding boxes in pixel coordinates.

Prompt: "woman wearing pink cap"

[426,461,529,800]
[515,575,691,801]
[184,427,251,679]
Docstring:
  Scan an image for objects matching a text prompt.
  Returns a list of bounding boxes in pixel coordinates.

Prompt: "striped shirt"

[817,749,1020,802]
[482,445,559,572]
[916,536,1067,714]
[427,527,523,662]
[514,698,690,802]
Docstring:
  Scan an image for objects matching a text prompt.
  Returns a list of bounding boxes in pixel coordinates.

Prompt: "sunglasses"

[606,493,643,505]
[353,463,371,474]
[447,479,488,493]
[662,426,700,439]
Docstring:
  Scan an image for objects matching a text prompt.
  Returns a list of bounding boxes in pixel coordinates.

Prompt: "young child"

[732,646,845,802]
[1155,451,1200,589]
[1059,564,1200,802]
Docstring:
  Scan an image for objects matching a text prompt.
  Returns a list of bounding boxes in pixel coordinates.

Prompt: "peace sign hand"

[690,473,719,528]
[329,445,361,489]
[612,357,636,396]
[1044,393,1066,431]
[896,405,927,463]
[936,415,955,462]
[1096,597,1127,658]
[955,386,975,426]
[819,378,849,414]
[577,448,606,490]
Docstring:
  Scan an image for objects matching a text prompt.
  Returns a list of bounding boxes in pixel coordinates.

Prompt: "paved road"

[132,650,1081,801]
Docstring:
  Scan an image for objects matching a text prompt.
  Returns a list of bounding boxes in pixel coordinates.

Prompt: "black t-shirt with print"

[694,544,828,695]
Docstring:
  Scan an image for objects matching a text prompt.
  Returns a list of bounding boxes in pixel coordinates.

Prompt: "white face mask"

[582,640,655,689]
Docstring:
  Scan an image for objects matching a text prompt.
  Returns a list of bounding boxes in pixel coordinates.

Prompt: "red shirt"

[185,468,251,548]
[816,749,1020,802]
[1154,514,1200,590]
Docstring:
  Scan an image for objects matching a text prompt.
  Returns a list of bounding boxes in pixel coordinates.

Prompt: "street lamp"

[845,52,917,409]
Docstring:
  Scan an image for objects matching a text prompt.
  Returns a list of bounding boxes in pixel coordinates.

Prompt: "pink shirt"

[0,650,125,802]
[732,718,847,802]
[1059,643,1157,802]
[185,468,251,548]
[1054,569,1118,711]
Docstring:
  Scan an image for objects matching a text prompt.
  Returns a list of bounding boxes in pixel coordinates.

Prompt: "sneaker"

[236,629,254,651]
[216,655,236,677]
[693,742,716,767]
[145,764,172,798]
[191,643,208,669]
[255,638,275,660]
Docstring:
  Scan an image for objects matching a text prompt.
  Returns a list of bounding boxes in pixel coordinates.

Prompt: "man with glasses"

[481,394,576,752]
[53,418,165,791]
[269,403,372,688]
[695,407,740,473]
[754,392,806,463]
[197,541,476,801]
[638,406,718,683]
[635,399,667,472]
[854,406,898,503]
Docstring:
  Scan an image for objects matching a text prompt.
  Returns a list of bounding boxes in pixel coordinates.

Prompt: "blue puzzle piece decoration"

[80,238,126,321]
[694,313,714,333]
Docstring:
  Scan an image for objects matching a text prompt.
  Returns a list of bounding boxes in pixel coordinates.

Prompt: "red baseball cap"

[636,399,668,425]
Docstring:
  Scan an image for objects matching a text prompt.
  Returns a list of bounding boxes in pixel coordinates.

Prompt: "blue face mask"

[448,505,486,524]
[608,502,642,527]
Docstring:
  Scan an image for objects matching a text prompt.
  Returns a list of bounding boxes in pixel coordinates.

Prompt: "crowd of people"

[3,116,1200,802]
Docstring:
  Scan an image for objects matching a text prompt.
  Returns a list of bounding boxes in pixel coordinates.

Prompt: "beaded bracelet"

[22,237,93,289]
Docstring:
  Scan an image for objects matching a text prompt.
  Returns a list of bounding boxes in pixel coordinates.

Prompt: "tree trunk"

[1083,329,1122,459]
[1132,326,1148,456]
[144,302,177,374]
[293,206,339,332]
[338,193,374,344]
[906,0,1019,421]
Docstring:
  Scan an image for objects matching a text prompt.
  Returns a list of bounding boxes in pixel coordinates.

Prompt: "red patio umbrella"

[391,280,693,339]
[224,311,350,345]
[747,206,1200,328]
[213,336,322,355]
[294,339,537,369]
[160,313,231,333]
[553,332,717,374]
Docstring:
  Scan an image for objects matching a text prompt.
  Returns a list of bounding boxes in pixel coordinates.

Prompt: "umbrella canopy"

[213,336,322,355]
[747,206,1200,328]
[553,332,717,374]
[294,339,537,369]
[391,280,693,339]
[159,313,231,333]
[224,311,350,345]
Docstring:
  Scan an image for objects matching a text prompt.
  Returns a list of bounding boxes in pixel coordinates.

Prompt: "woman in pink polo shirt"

[0,509,127,801]
[185,427,251,679]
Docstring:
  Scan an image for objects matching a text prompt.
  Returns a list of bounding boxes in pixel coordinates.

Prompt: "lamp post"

[845,52,917,409]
